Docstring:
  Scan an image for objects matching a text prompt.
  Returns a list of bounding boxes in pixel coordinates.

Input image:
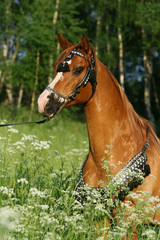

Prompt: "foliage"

[0,0,160,126]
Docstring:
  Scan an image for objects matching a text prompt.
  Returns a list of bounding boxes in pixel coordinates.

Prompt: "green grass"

[0,108,159,240]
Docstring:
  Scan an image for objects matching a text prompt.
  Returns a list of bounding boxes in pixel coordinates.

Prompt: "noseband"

[46,48,97,103]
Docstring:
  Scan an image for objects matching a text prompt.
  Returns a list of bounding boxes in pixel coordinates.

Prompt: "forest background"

[0,0,160,136]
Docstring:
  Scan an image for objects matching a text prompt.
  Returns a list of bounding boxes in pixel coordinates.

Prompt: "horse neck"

[84,58,146,169]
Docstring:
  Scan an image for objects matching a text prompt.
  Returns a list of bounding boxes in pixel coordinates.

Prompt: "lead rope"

[0,117,51,127]
[0,96,69,128]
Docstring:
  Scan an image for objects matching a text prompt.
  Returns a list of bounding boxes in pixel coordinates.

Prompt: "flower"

[17,178,29,184]
[141,229,156,239]
[0,186,14,197]
[31,140,51,150]
[0,206,18,230]
[29,188,48,198]
[8,127,19,133]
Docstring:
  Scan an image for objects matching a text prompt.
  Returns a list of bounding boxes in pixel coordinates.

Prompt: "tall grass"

[0,108,159,240]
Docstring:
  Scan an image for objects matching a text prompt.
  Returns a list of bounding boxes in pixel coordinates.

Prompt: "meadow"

[0,107,159,240]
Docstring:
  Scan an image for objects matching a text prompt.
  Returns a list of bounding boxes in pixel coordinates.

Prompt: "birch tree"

[136,0,160,123]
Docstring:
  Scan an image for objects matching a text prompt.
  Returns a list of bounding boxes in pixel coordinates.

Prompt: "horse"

[38,33,160,239]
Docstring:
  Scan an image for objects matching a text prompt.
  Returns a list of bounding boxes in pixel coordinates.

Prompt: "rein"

[0,94,69,128]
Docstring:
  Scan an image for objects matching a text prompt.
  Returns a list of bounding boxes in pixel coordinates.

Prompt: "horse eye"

[73,66,84,75]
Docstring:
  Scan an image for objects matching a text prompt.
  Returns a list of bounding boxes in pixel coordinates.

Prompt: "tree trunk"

[2,2,14,106]
[6,82,13,106]
[118,27,125,91]
[53,0,60,25]
[141,25,155,124]
[118,0,125,91]
[48,55,53,84]
[95,15,101,56]
[106,25,111,70]
[0,72,5,93]
[17,84,24,109]
[30,51,40,116]
[143,50,155,124]
[152,77,160,115]
[2,37,14,105]
[48,0,60,84]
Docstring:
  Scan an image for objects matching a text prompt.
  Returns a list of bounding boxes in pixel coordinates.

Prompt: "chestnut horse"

[38,33,160,238]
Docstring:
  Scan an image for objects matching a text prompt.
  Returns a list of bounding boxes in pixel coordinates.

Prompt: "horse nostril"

[44,98,61,115]
[45,99,52,110]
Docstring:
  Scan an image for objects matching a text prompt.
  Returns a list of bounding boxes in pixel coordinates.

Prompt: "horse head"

[38,33,97,117]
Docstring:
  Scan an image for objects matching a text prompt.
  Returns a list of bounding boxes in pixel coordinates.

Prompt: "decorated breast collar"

[76,137,150,208]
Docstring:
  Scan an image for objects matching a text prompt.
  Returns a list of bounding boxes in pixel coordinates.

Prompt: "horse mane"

[56,44,159,151]
[104,65,160,151]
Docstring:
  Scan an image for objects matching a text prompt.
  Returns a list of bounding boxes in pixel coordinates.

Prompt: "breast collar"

[76,136,150,208]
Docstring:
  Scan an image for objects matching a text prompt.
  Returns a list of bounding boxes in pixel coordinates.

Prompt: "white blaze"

[38,72,64,114]
[38,59,72,114]
[49,72,64,89]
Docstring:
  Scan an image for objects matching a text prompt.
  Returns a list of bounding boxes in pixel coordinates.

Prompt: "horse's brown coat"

[38,33,160,238]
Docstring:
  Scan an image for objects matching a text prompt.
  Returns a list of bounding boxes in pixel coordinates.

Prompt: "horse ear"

[78,34,90,53]
[58,32,72,50]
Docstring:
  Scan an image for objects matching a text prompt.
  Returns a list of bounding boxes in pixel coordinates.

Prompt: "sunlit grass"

[0,108,159,240]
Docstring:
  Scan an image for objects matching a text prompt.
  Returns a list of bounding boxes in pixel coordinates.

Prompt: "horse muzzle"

[38,89,68,117]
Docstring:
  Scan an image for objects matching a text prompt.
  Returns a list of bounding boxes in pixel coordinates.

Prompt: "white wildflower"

[50,173,57,178]
[29,188,47,198]
[0,186,14,196]
[31,140,51,150]
[141,229,156,239]
[13,141,26,148]
[8,127,19,133]
[148,196,160,204]
[117,161,123,165]
[7,147,16,154]
[0,136,7,140]
[17,178,29,184]
[0,120,7,124]
[0,206,18,230]
[84,149,88,152]
[41,205,49,210]
[72,149,81,153]
[21,134,36,141]
[128,192,142,200]
[49,136,55,139]
[45,232,54,240]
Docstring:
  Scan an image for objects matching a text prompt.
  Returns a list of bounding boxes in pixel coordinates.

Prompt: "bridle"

[0,48,97,127]
[45,48,97,108]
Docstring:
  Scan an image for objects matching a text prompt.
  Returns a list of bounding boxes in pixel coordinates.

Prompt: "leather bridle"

[45,48,97,106]
[0,48,97,127]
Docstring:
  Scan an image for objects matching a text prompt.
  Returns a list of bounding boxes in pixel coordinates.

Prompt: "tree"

[0,0,21,106]
[135,0,160,123]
